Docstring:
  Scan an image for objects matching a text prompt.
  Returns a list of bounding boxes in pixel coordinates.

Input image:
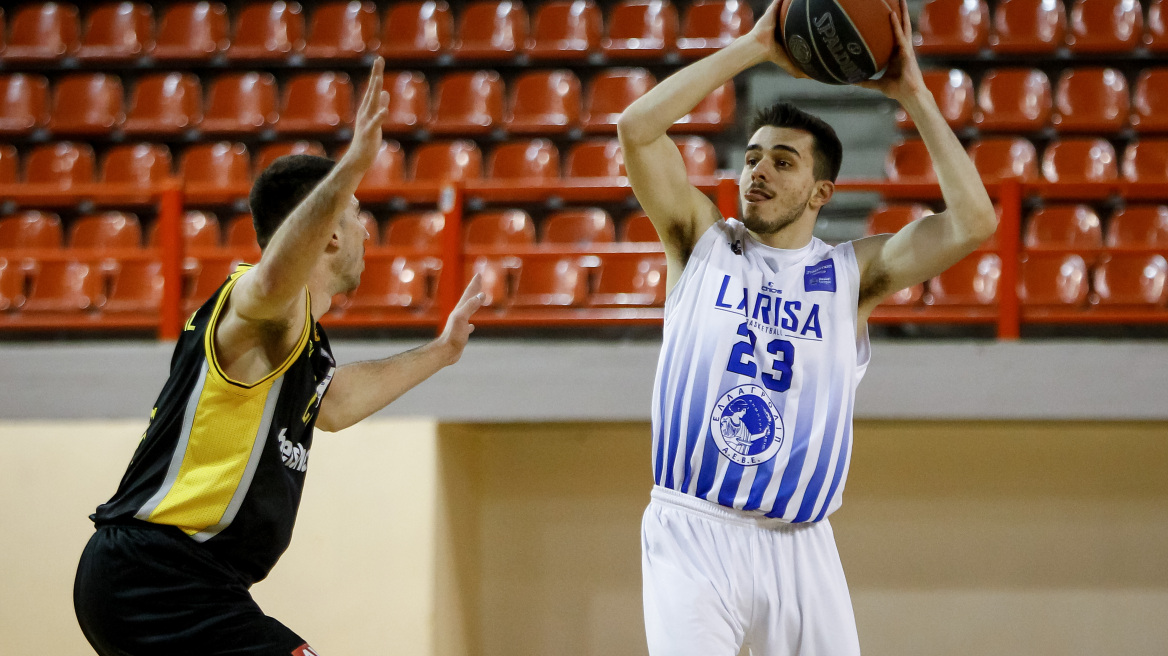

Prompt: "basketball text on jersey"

[276,428,309,472]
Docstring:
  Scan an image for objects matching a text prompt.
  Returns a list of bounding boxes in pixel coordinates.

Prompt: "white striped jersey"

[651,219,870,522]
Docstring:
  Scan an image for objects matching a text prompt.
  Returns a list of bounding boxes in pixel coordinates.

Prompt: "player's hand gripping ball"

[775,0,901,85]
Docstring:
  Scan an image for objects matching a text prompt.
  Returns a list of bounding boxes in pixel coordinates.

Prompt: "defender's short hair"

[748,102,843,182]
[248,154,336,248]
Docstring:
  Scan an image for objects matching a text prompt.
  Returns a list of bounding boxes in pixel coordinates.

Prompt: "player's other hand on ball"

[748,0,806,79]
[437,273,485,366]
[858,0,925,102]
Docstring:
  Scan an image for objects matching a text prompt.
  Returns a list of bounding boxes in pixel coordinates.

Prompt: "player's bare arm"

[316,276,485,432]
[852,0,997,322]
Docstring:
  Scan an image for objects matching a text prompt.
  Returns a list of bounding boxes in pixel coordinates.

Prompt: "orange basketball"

[776,0,901,85]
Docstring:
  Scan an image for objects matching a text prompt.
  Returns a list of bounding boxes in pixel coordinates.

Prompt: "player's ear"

[324,232,341,253]
[810,180,835,209]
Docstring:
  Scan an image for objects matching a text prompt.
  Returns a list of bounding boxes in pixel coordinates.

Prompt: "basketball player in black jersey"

[73,58,485,656]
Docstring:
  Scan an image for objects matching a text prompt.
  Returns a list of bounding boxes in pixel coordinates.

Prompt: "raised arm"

[853,1,998,321]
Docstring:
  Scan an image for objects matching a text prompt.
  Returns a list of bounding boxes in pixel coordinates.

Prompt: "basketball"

[776,0,901,85]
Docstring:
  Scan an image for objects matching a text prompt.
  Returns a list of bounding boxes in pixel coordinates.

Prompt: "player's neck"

[747,216,816,251]
[306,274,334,321]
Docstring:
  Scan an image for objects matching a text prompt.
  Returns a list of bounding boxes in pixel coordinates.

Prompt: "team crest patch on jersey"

[804,259,837,292]
[710,384,785,466]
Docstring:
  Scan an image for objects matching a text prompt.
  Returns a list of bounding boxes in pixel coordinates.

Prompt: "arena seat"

[925,253,1002,306]
[78,2,153,62]
[866,204,934,236]
[180,142,251,201]
[1122,139,1168,184]
[914,0,990,56]
[25,142,96,191]
[465,255,520,307]
[676,0,752,58]
[0,211,63,249]
[674,136,717,178]
[543,208,615,244]
[4,3,80,63]
[590,254,667,307]
[1132,69,1168,134]
[1041,138,1118,183]
[1067,0,1142,54]
[381,71,430,134]
[1051,68,1129,134]
[345,257,441,310]
[103,260,163,315]
[380,0,452,61]
[227,1,305,61]
[346,140,405,194]
[254,141,327,175]
[1148,0,1168,53]
[582,69,655,134]
[0,74,50,136]
[565,139,625,178]
[100,144,173,193]
[466,210,536,246]
[989,0,1067,54]
[512,256,589,307]
[525,0,602,61]
[411,140,483,181]
[973,68,1051,133]
[1106,205,1168,250]
[602,0,678,60]
[21,260,103,313]
[0,257,26,311]
[620,211,658,242]
[1092,253,1168,307]
[1023,205,1103,254]
[505,70,581,135]
[275,72,355,135]
[201,72,279,135]
[151,2,229,62]
[896,69,974,131]
[124,73,203,136]
[146,211,221,248]
[487,139,561,181]
[49,74,125,136]
[385,211,444,248]
[967,137,1040,183]
[0,145,16,184]
[1018,253,1089,307]
[429,71,504,136]
[70,212,142,249]
[304,1,380,61]
[225,213,260,250]
[885,139,936,183]
[674,81,736,133]
[453,0,528,61]
[184,256,239,313]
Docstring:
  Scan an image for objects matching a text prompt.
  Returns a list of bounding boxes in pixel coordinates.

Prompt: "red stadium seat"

[582,68,655,134]
[925,253,1002,306]
[348,140,405,194]
[0,211,63,248]
[1122,139,1168,184]
[465,210,535,245]
[602,0,678,60]
[973,68,1051,133]
[465,255,519,307]
[147,210,222,248]
[866,204,934,236]
[385,211,444,248]
[896,69,974,131]
[1018,253,1089,307]
[487,139,560,181]
[381,71,430,134]
[1106,205,1168,250]
[380,0,452,61]
[227,1,305,61]
[21,260,103,313]
[345,256,440,310]
[1132,69,1168,134]
[184,256,241,313]
[674,81,736,133]
[885,139,936,183]
[620,211,659,242]
[1023,205,1103,253]
[304,1,380,61]
[1041,139,1118,183]
[4,3,80,63]
[914,0,990,56]
[1148,0,1168,53]
[254,141,327,175]
[429,71,504,136]
[70,212,142,249]
[275,72,355,135]
[513,256,589,307]
[1092,253,1168,307]
[411,140,483,181]
[225,213,261,250]
[101,144,173,192]
[152,2,229,62]
[1052,68,1129,134]
[49,74,125,136]
[1067,0,1142,54]
[990,0,1067,54]
[104,260,163,314]
[526,0,602,61]
[967,137,1040,183]
[565,139,625,178]
[506,70,581,135]
[78,2,153,62]
[181,142,252,199]
[0,257,27,311]
[674,136,717,178]
[453,0,528,61]
[124,73,203,136]
[590,254,666,306]
[0,144,16,184]
[25,142,95,190]
[201,72,279,135]
[677,0,752,58]
[0,74,50,136]
[543,208,615,244]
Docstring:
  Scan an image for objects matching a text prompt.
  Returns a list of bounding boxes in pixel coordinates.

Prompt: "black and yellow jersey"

[93,265,336,584]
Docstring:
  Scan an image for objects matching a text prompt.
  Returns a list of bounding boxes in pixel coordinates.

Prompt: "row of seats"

[0,68,727,138]
[0,0,750,65]
[887,136,1168,184]
[902,67,1168,134]
[917,0,1167,56]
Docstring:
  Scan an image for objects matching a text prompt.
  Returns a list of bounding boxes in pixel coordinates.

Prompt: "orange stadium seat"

[357,210,378,242]
[677,0,752,58]
[380,0,452,61]
[0,144,16,184]
[70,212,142,249]
[0,257,27,311]
[4,3,80,63]
[591,254,667,307]
[275,72,355,135]
[465,254,519,307]
[1067,0,1142,54]
[674,81,735,133]
[1041,138,1118,183]
[925,253,1002,306]
[350,140,406,194]
[381,71,430,134]
[181,142,252,200]
[1052,68,1129,134]
[603,0,678,60]
[103,260,163,315]
[78,2,153,62]
[967,137,1040,183]
[49,74,125,136]
[225,213,260,249]
[228,1,305,61]
[513,256,589,307]
[124,73,203,136]
[411,140,483,181]
[100,143,173,192]
[487,139,560,181]
[25,142,96,190]
[526,0,602,61]
[1092,253,1168,307]
[914,0,990,56]
[506,70,581,135]
[0,74,50,136]
[1106,205,1168,250]
[152,2,229,62]
[620,211,658,242]
[582,68,655,134]
[0,211,63,248]
[1148,0,1168,53]
[184,256,240,312]
[885,139,936,183]
[867,204,933,236]
[304,1,380,61]
[385,211,444,248]
[429,71,504,136]
[453,0,528,61]
[21,260,103,313]
[201,72,279,135]
[466,209,535,245]
[147,210,222,248]
[254,141,326,175]
[897,69,973,131]
[674,136,717,178]
[1023,205,1103,254]
[543,208,615,244]
[344,256,440,311]
[990,0,1067,54]
[565,139,625,178]
[1132,69,1168,134]
[1122,139,1168,184]
[1018,253,1089,307]
[973,68,1052,133]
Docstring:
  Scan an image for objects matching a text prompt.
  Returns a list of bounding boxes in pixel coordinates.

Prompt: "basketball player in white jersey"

[617,0,996,653]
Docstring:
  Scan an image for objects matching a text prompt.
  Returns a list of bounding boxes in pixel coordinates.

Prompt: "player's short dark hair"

[248,154,336,248]
[748,102,843,183]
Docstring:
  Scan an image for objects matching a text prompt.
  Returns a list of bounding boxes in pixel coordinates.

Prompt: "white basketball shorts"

[641,486,861,656]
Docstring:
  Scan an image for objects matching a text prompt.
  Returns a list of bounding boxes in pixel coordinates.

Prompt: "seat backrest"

[349,139,406,190]
[411,140,483,181]
[305,1,380,60]
[513,256,587,306]
[0,74,50,134]
[620,211,659,242]
[25,142,96,187]
[101,143,173,187]
[22,260,102,312]
[591,254,666,306]
[385,211,444,248]
[1068,0,1143,53]
[381,0,452,59]
[506,70,581,133]
[543,208,614,244]
[1106,205,1168,248]
[487,139,560,180]
[914,0,990,55]
[79,2,154,61]
[676,80,735,131]
[453,0,529,59]
[0,144,16,183]
[345,256,440,309]
[967,137,1040,183]
[382,70,430,133]
[1092,253,1168,305]
[104,259,164,311]
[1052,67,1129,133]
[70,211,142,249]
[1041,138,1118,183]
[180,142,251,187]
[225,213,260,249]
[990,0,1067,54]
[1148,0,1168,52]
[677,0,752,55]
[1018,253,1089,306]
[603,0,678,56]
[0,211,63,248]
[1023,205,1103,250]
[465,210,535,246]
[430,70,505,135]
[229,1,305,60]
[582,68,655,132]
[152,2,229,61]
[202,72,279,133]
[526,0,602,59]
[50,73,125,135]
[973,68,1051,132]
[254,140,327,175]
[927,253,1002,305]
[897,69,974,130]
[1133,68,1168,133]
[148,210,221,248]
[866,204,934,236]
[565,139,625,177]
[1122,139,1168,183]
[885,139,937,182]
[5,3,80,61]
[124,72,203,135]
[276,71,355,133]
[673,136,716,178]
[0,256,27,311]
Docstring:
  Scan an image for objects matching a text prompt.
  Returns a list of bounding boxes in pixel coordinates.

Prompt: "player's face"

[331,196,369,294]
[739,127,819,237]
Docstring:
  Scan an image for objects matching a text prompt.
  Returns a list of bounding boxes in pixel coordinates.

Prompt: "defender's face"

[332,196,369,294]
[739,126,819,236]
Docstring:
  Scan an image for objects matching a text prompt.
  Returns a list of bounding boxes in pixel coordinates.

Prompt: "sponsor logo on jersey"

[276,428,309,473]
[710,384,784,466]
[292,645,319,656]
[730,239,743,255]
[804,259,837,292]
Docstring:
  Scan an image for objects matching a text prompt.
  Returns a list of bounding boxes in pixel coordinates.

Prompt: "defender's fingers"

[360,58,385,115]
[458,273,484,303]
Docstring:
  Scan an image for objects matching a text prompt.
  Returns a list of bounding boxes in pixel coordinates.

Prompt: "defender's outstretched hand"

[748,0,807,79]
[436,274,485,366]
[341,57,390,173]
[858,0,925,102]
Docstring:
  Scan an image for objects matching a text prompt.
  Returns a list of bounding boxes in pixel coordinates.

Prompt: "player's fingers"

[900,0,912,35]
[458,273,484,303]
[360,58,384,117]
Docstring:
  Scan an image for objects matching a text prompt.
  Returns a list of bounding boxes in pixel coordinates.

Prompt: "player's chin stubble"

[740,195,808,237]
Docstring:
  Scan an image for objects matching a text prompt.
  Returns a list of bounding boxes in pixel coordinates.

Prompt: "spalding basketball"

[776,0,900,85]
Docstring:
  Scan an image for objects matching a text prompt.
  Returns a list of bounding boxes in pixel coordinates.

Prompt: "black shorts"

[74,523,318,656]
